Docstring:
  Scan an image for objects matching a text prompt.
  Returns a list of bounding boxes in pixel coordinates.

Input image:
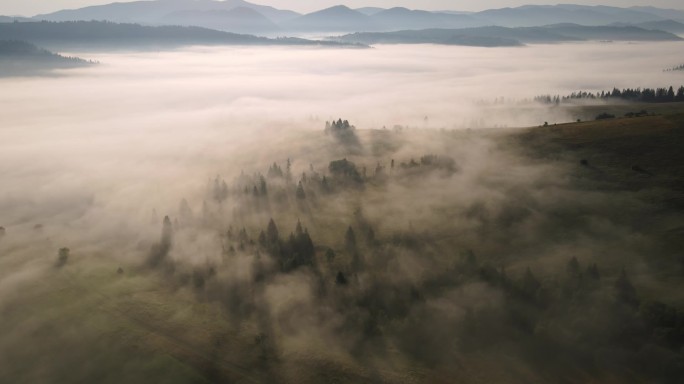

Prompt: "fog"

[1,42,681,227]
[1,41,684,383]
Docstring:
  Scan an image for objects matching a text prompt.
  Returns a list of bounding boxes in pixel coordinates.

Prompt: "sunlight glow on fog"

[0,42,682,229]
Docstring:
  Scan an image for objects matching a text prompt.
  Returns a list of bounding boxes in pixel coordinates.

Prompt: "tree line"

[536,85,684,104]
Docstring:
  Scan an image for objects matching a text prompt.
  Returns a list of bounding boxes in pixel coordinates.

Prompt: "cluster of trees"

[211,175,229,203]
[399,154,458,172]
[324,118,354,133]
[324,118,361,148]
[535,85,684,104]
[328,158,362,182]
[57,247,70,267]
[217,153,463,219]
[259,219,316,272]
[664,64,684,72]
[267,160,292,180]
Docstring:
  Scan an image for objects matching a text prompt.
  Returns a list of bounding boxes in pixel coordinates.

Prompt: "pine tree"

[57,247,70,267]
[161,216,173,249]
[296,181,306,199]
[345,226,356,249]
[336,271,348,285]
[266,219,279,244]
[259,176,267,196]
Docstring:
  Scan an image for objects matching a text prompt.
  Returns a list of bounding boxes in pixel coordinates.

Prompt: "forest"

[10,116,676,383]
[535,85,684,105]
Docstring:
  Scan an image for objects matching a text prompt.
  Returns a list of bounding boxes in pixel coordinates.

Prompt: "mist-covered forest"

[1,22,684,382]
[2,111,684,382]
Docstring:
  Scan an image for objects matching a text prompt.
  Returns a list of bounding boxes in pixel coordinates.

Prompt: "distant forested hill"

[0,40,94,76]
[335,24,682,47]
[0,21,364,50]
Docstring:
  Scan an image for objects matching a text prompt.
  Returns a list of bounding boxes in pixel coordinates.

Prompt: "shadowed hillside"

[0,40,94,76]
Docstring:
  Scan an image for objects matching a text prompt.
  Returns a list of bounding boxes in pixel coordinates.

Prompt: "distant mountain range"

[2,1,684,36]
[0,40,94,76]
[335,24,682,47]
[0,21,365,50]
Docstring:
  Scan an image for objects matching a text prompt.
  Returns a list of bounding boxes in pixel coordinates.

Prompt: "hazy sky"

[2,0,683,16]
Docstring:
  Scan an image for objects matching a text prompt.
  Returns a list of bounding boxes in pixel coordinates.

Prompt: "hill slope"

[0,40,93,76]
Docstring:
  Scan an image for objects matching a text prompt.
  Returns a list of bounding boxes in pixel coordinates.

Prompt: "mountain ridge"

[3,2,684,36]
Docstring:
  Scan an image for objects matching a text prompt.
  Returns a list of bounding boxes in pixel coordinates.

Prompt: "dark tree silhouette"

[296,181,306,199]
[268,162,284,178]
[345,226,356,250]
[266,219,279,244]
[325,248,335,263]
[161,216,173,249]
[259,176,267,196]
[536,85,684,105]
[148,216,173,267]
[336,271,348,285]
[57,247,70,267]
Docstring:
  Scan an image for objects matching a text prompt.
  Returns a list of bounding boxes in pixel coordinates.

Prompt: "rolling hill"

[335,24,682,47]
[282,5,378,33]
